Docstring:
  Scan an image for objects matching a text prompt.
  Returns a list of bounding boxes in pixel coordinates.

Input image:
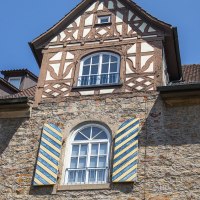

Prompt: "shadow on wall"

[0,118,26,155]
[140,96,200,147]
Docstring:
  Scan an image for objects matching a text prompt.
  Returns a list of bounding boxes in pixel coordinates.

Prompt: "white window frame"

[78,52,120,86]
[98,15,111,24]
[8,77,21,89]
[64,124,111,185]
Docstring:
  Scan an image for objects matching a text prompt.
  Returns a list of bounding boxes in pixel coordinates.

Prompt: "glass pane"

[91,144,98,155]
[89,169,96,183]
[9,79,21,89]
[90,75,98,85]
[72,145,79,156]
[100,17,109,24]
[82,65,90,75]
[81,127,91,139]
[100,143,107,155]
[100,74,108,84]
[98,156,106,167]
[84,58,91,65]
[94,131,108,139]
[90,156,97,167]
[92,127,102,138]
[79,157,86,168]
[101,63,109,73]
[68,171,76,183]
[109,73,118,84]
[74,132,88,141]
[92,55,99,64]
[80,144,88,156]
[77,170,86,183]
[111,56,118,62]
[97,169,105,182]
[81,76,89,86]
[91,65,98,74]
[110,63,118,73]
[102,55,110,63]
[70,158,78,168]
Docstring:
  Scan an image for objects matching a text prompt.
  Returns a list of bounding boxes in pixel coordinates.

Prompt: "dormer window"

[98,16,111,24]
[78,52,120,87]
[8,77,21,89]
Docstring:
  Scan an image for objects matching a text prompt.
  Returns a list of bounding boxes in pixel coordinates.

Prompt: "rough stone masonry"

[0,93,200,200]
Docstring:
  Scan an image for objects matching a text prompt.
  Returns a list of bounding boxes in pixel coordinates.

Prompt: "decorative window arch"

[78,52,120,86]
[65,124,111,185]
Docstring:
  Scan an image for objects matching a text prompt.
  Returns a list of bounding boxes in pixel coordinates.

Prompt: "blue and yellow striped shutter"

[112,118,140,183]
[33,123,63,186]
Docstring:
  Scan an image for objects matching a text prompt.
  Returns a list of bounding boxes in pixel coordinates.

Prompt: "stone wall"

[0,93,200,200]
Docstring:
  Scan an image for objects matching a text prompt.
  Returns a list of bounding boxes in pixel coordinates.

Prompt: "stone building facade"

[0,0,200,200]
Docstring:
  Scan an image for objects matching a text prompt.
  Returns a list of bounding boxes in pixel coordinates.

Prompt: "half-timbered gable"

[30,0,182,103]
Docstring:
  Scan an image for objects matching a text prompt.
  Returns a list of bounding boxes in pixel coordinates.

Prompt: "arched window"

[65,124,111,185]
[78,52,120,86]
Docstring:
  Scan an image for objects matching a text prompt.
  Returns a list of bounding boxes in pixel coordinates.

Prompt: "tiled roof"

[1,68,38,80]
[0,86,36,99]
[182,64,200,83]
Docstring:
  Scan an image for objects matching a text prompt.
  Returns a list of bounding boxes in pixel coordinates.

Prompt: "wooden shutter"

[112,118,140,183]
[33,123,63,186]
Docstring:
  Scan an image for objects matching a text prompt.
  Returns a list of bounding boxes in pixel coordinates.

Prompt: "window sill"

[57,184,110,191]
[72,83,123,91]
[94,22,112,27]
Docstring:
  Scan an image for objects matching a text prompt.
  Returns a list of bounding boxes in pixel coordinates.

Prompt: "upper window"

[8,77,21,89]
[65,124,111,185]
[78,52,120,87]
[98,16,111,24]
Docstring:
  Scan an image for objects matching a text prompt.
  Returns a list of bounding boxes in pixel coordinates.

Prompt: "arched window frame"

[64,123,111,185]
[78,52,120,87]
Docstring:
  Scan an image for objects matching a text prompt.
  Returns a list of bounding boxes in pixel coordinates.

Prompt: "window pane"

[89,169,96,183]
[90,75,98,85]
[70,158,78,168]
[81,76,89,86]
[109,73,118,84]
[90,156,97,167]
[91,144,98,155]
[92,127,102,138]
[9,79,21,89]
[80,144,88,156]
[102,55,110,63]
[68,171,76,183]
[99,156,106,167]
[77,170,86,183]
[111,56,118,62]
[94,131,108,139]
[79,157,86,168]
[74,132,88,141]
[100,17,109,24]
[91,65,98,74]
[81,127,91,139]
[97,169,105,182]
[92,55,99,64]
[100,143,107,155]
[82,65,90,75]
[72,145,79,156]
[84,58,91,65]
[101,63,109,73]
[110,63,118,73]
[100,74,108,84]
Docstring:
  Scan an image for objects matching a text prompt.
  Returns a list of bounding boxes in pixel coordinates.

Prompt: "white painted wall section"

[85,14,94,26]
[141,42,154,52]
[116,11,123,23]
[50,52,63,61]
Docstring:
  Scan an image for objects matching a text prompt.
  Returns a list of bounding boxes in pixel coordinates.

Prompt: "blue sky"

[0,0,199,76]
